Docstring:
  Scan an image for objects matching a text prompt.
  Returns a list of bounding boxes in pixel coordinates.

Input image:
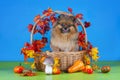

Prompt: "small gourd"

[101,66,111,73]
[68,60,84,73]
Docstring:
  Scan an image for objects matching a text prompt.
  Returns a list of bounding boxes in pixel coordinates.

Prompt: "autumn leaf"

[43,8,53,16]
[34,14,40,22]
[32,40,46,52]
[75,14,83,19]
[37,21,45,27]
[47,8,52,12]
[84,21,91,28]
[44,18,50,24]
[33,29,38,34]
[78,32,85,41]
[68,7,72,13]
[24,42,30,47]
[87,42,93,49]
[41,37,48,43]
[28,24,33,32]
[38,29,46,35]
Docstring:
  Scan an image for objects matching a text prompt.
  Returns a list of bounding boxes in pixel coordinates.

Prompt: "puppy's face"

[53,14,78,34]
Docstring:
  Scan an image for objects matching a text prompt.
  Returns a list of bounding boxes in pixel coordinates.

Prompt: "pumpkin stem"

[19,63,22,66]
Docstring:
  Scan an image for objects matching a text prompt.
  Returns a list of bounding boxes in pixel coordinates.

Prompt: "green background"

[0,61,120,80]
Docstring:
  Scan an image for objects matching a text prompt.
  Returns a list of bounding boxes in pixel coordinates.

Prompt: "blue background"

[0,0,120,61]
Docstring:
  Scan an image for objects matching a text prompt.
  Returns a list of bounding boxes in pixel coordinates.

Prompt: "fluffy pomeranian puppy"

[50,14,79,52]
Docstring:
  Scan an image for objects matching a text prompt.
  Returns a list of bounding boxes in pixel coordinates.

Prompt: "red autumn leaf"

[51,19,56,24]
[34,14,40,22]
[38,29,46,35]
[84,21,91,28]
[50,15,54,20]
[47,8,52,13]
[43,8,52,17]
[37,21,45,27]
[50,15,57,23]
[90,45,92,49]
[38,25,44,30]
[43,10,47,14]
[78,41,87,49]
[27,46,34,50]
[24,55,28,62]
[21,48,26,54]
[28,24,38,34]
[44,18,50,21]
[45,13,51,16]
[44,26,50,31]
[24,42,30,47]
[78,32,85,41]
[33,29,38,34]
[87,42,93,49]
[33,40,41,44]
[68,7,72,13]
[21,48,29,61]
[75,14,83,19]
[37,43,45,49]
[43,18,50,24]
[78,32,88,49]
[51,13,55,17]
[28,24,33,32]
[41,37,48,43]
[32,40,46,52]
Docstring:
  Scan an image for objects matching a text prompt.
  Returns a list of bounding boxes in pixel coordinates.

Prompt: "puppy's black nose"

[64,27,67,30]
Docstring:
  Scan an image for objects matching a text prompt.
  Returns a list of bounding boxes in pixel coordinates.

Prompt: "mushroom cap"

[43,56,54,65]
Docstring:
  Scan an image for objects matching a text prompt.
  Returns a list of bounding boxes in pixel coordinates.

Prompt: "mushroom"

[43,56,54,74]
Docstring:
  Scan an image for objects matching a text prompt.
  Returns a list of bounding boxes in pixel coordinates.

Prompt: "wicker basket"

[34,51,86,71]
[30,10,88,71]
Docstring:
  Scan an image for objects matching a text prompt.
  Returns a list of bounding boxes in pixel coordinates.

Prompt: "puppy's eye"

[61,24,65,26]
[68,24,74,27]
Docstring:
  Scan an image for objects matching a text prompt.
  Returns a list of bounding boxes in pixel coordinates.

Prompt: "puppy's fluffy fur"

[50,14,79,52]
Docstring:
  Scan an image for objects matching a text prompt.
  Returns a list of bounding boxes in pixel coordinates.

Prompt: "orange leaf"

[34,14,40,22]
[37,21,45,27]
[47,8,52,12]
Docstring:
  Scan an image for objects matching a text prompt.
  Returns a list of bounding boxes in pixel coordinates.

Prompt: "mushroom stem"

[45,65,53,74]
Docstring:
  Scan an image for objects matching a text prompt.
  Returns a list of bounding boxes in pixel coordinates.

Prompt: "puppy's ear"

[69,16,76,23]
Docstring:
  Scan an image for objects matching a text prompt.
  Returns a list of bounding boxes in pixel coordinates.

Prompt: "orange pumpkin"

[14,64,25,73]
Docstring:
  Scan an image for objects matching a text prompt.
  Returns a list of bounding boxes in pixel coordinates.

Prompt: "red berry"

[87,68,93,74]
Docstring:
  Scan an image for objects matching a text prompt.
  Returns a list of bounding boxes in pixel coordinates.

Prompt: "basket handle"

[30,11,88,44]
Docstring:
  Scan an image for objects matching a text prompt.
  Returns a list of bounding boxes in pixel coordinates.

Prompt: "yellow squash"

[68,60,84,73]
